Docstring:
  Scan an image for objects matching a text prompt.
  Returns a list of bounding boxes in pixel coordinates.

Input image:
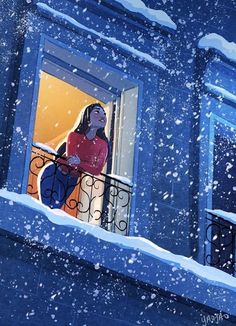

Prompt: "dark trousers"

[39,163,78,209]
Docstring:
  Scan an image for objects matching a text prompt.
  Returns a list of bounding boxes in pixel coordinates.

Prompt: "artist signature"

[201,312,229,326]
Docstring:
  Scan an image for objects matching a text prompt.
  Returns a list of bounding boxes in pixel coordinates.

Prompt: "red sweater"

[57,132,108,176]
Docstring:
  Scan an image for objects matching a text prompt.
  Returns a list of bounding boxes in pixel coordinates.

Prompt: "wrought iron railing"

[205,211,236,276]
[27,144,132,235]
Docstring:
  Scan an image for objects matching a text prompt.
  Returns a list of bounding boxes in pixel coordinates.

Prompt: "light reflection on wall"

[33,71,104,149]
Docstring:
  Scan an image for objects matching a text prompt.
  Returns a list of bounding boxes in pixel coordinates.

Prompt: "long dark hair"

[57,103,109,157]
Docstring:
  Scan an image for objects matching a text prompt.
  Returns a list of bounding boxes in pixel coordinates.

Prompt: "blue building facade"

[1,0,236,324]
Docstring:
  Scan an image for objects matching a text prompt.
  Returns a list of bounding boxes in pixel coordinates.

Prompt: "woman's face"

[89,107,107,129]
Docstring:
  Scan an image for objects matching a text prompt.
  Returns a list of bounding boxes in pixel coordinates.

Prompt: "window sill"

[0,189,236,317]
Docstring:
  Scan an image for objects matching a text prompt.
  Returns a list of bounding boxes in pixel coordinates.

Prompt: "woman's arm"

[66,132,108,175]
[78,145,108,175]
[66,132,81,157]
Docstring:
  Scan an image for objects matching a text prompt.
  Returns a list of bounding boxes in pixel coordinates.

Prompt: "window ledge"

[0,189,236,317]
[36,2,166,70]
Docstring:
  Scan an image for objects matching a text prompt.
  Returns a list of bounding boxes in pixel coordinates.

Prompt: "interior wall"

[33,71,104,149]
[28,71,108,219]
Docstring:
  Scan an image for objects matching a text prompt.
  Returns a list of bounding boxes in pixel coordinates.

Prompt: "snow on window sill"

[205,83,236,105]
[1,188,236,293]
[36,2,166,70]
[198,33,236,64]
[113,0,177,30]
[206,208,236,225]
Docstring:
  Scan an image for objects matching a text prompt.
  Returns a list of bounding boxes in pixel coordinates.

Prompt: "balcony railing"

[27,144,133,235]
[205,210,236,276]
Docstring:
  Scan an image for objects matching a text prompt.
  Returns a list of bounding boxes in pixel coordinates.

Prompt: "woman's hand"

[67,155,81,165]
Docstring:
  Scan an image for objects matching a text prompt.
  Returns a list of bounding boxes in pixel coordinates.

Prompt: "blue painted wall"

[1,231,235,326]
[0,0,28,186]
[147,0,236,258]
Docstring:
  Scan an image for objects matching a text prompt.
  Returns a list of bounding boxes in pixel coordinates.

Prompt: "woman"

[39,103,109,209]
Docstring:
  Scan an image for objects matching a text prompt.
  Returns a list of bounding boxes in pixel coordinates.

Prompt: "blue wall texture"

[148,0,236,259]
[0,232,235,326]
[0,0,28,187]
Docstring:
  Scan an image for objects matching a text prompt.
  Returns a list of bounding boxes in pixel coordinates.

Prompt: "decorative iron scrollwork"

[27,145,132,235]
[205,213,236,275]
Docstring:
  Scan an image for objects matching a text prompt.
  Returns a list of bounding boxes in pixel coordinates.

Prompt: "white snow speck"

[43,233,50,240]
[94,263,100,270]
[175,119,182,125]
[93,289,99,297]
[51,294,57,300]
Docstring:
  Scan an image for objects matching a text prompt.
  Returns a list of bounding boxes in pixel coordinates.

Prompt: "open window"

[26,37,139,235]
[199,56,236,274]
[205,116,236,275]
[212,119,236,213]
